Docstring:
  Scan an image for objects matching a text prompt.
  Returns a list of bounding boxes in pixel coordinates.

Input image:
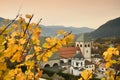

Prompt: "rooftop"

[76,33,91,42]
[58,47,80,59]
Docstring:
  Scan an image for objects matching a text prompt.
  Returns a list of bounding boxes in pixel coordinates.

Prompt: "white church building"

[70,33,95,76]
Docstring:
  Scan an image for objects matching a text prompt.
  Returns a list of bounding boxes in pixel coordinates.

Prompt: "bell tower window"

[88,44,90,47]
[77,44,79,47]
[80,44,82,47]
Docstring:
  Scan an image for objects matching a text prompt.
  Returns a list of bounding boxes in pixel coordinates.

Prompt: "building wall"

[71,59,85,68]
[60,58,69,63]
[70,67,80,76]
[75,41,91,61]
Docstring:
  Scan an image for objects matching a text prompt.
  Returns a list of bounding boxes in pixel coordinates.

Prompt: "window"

[86,50,88,53]
[80,44,82,47]
[88,44,90,47]
[76,62,79,66]
[77,44,79,47]
[85,44,87,47]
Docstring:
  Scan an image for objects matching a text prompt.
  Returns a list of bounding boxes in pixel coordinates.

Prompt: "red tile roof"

[58,47,80,59]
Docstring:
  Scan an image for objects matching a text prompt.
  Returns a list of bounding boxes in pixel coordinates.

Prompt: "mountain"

[0,17,4,21]
[0,17,4,25]
[40,25,94,36]
[90,17,120,39]
[0,17,95,36]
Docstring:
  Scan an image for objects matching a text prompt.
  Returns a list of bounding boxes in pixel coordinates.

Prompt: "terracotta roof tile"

[58,47,80,59]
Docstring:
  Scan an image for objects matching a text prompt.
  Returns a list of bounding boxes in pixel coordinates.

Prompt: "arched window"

[88,44,90,47]
[68,59,71,63]
[85,44,87,47]
[76,62,79,66]
[80,44,82,47]
[77,44,79,47]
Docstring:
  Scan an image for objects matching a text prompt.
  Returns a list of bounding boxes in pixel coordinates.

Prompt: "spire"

[76,33,91,42]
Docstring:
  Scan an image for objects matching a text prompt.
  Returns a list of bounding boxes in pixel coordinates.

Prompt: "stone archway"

[53,63,58,68]
[44,64,50,68]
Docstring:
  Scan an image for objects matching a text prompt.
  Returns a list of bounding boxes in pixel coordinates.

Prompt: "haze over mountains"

[40,25,94,36]
[0,17,120,39]
[0,17,95,36]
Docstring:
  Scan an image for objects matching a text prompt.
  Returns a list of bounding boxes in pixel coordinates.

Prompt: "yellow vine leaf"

[19,38,26,44]
[0,62,7,71]
[44,51,53,58]
[35,69,43,79]
[107,47,114,54]
[81,70,92,80]
[56,30,66,35]
[101,78,106,80]
[25,54,34,61]
[26,71,34,79]
[10,51,22,63]
[61,39,66,46]
[116,76,120,80]
[42,43,51,49]
[34,46,42,53]
[105,62,112,69]
[78,78,83,80]
[42,56,48,62]
[113,48,119,55]
[37,54,42,60]
[25,14,32,19]
[103,51,112,61]
[16,72,26,80]
[105,70,114,76]
[45,37,51,43]
[11,24,18,28]
[24,60,35,72]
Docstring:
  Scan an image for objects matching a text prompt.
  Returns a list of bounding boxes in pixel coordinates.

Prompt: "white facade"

[71,58,84,68]
[70,57,85,76]
[70,67,82,76]
[75,41,91,61]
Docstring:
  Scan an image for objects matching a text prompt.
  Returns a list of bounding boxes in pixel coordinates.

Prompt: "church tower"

[75,33,91,61]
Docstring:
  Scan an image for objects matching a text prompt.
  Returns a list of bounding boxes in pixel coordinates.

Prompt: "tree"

[0,14,74,80]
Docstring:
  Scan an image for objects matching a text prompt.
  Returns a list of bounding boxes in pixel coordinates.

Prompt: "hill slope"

[90,17,120,39]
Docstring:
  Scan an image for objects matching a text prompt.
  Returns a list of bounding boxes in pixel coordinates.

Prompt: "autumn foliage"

[0,14,74,80]
[79,47,120,80]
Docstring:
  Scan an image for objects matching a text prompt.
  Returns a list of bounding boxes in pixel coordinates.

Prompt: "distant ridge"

[90,17,120,39]
[0,17,95,36]
[0,17,4,23]
[40,25,94,36]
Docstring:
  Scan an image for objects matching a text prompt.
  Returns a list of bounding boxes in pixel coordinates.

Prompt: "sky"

[0,0,120,29]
